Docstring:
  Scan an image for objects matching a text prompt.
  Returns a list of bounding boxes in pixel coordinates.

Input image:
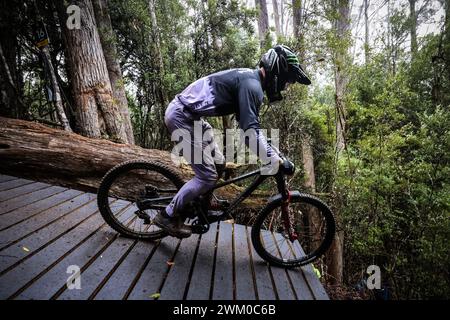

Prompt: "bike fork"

[276,173,298,242]
[281,194,298,242]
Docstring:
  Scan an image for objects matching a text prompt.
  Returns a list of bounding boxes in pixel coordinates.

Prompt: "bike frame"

[138,165,291,222]
[213,166,290,218]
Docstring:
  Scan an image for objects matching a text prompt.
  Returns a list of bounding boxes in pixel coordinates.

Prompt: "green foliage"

[333,36,450,298]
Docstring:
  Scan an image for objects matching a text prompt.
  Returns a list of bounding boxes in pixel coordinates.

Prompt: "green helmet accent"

[286,53,300,65]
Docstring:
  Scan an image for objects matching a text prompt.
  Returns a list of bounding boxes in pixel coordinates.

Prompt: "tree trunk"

[292,0,303,44]
[292,0,315,198]
[364,0,370,64]
[409,0,418,57]
[41,46,72,132]
[292,0,322,258]
[255,0,269,49]
[57,0,128,143]
[280,0,284,37]
[301,136,316,192]
[444,0,450,89]
[272,0,281,39]
[148,0,168,149]
[334,0,350,156]
[93,0,135,144]
[0,117,264,207]
[0,43,25,119]
[329,0,351,286]
[0,1,26,119]
[328,230,344,285]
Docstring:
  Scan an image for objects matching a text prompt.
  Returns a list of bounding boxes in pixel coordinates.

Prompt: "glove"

[281,159,295,175]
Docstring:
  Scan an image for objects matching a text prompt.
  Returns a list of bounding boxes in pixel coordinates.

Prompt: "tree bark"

[57,0,129,143]
[92,0,135,144]
[0,117,264,207]
[272,0,281,39]
[255,0,270,49]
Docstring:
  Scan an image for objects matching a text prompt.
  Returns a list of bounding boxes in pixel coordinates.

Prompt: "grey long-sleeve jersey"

[176,68,280,163]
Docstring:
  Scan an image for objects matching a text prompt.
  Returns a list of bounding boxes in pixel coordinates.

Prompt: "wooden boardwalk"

[0,174,328,300]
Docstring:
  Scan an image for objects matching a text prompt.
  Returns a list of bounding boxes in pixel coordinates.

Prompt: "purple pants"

[164,99,224,217]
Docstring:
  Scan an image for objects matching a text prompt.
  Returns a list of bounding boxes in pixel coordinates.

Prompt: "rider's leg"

[155,100,222,237]
[154,99,196,237]
[166,118,222,216]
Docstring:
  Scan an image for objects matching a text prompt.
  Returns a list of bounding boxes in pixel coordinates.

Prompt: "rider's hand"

[281,159,295,175]
[260,155,282,176]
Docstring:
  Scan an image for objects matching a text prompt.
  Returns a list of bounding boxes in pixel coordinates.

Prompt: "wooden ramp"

[0,174,328,300]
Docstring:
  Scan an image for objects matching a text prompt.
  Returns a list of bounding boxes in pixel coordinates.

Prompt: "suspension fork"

[275,172,298,241]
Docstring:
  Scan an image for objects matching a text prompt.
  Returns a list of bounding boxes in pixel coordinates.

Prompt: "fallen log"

[0,117,267,208]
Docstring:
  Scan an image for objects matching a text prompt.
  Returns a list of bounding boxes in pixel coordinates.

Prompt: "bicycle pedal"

[207,210,222,216]
[135,210,151,224]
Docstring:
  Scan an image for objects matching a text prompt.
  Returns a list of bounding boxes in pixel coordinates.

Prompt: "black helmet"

[259,44,311,102]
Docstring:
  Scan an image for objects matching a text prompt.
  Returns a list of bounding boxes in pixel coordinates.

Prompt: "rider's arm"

[237,80,282,165]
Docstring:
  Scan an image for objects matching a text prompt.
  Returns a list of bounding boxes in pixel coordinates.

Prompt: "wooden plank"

[0,189,80,230]
[0,179,34,192]
[273,232,314,300]
[159,233,200,300]
[212,221,234,300]
[260,229,296,300]
[0,197,100,273]
[0,193,95,253]
[57,229,135,299]
[0,185,66,215]
[93,240,156,300]
[127,236,180,300]
[186,223,218,300]
[233,224,256,300]
[247,226,277,300]
[13,204,134,300]
[0,175,18,183]
[292,241,329,300]
[0,182,50,202]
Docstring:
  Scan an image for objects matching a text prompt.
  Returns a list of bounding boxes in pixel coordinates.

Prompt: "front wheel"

[251,192,335,267]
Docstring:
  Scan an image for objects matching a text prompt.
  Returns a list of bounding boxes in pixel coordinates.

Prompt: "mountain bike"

[97,142,335,267]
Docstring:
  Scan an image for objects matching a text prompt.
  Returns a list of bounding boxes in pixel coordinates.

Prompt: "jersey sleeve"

[237,79,282,164]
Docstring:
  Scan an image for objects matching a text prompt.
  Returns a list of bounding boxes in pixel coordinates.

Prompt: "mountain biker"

[154,44,311,238]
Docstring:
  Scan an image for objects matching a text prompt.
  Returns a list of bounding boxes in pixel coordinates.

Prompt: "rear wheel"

[97,160,185,240]
[251,193,335,267]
